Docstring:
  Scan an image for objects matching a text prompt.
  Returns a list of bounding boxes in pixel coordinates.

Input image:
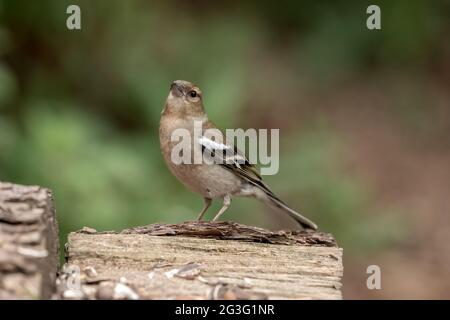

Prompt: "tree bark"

[61,221,343,300]
[0,182,59,299]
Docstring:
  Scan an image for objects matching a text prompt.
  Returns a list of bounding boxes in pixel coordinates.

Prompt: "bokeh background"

[1,0,449,299]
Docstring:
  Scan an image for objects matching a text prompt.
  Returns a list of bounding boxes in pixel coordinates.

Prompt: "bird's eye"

[189,90,197,98]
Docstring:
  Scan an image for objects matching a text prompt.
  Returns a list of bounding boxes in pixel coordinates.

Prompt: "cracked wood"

[0,182,59,299]
[64,221,343,300]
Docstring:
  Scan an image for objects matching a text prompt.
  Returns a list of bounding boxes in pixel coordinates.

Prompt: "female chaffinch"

[159,80,317,230]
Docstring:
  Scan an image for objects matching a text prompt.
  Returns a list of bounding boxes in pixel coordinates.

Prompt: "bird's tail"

[260,192,318,230]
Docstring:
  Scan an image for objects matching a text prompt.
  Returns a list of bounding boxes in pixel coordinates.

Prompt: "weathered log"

[0,182,59,299]
[60,221,343,300]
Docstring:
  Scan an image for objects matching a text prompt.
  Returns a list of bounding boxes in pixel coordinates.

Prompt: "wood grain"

[62,221,343,300]
[0,182,59,299]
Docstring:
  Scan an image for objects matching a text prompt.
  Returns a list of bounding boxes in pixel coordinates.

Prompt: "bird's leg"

[212,195,231,221]
[197,197,212,221]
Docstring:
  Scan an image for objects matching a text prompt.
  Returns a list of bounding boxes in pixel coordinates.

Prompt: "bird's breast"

[159,115,243,198]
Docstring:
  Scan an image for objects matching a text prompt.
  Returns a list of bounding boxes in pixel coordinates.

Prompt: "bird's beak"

[170,81,184,97]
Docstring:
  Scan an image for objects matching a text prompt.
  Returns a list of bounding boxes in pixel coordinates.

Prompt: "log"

[0,182,59,299]
[60,221,343,300]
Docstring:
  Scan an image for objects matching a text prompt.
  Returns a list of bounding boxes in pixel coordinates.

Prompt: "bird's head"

[163,80,205,117]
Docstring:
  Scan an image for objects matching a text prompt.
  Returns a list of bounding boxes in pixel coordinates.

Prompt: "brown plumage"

[159,80,317,230]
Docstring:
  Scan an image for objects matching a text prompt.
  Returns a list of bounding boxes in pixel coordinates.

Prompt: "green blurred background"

[1,0,450,298]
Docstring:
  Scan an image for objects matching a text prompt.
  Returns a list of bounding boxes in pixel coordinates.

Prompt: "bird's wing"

[198,132,317,229]
[198,135,275,196]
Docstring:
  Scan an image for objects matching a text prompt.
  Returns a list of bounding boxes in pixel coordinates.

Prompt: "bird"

[159,80,318,230]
